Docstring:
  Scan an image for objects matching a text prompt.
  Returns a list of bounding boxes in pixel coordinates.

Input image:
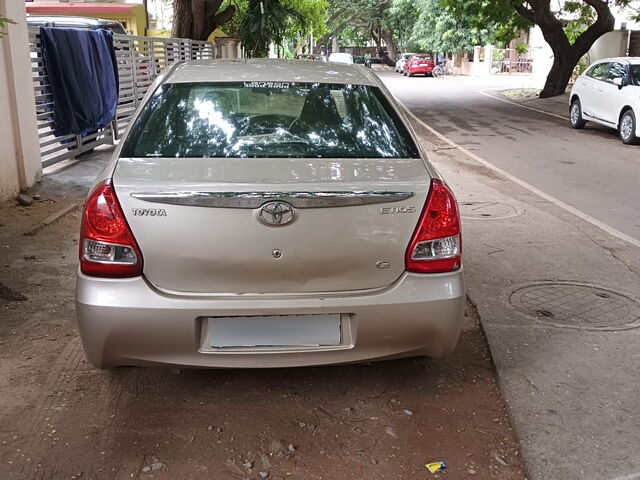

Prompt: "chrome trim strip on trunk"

[130,191,415,208]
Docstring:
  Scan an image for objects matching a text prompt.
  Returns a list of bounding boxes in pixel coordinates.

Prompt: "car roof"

[592,57,640,65]
[164,59,380,87]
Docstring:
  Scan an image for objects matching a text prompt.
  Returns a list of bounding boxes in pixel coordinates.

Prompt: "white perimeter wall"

[529,26,554,79]
[0,0,41,201]
[589,30,629,62]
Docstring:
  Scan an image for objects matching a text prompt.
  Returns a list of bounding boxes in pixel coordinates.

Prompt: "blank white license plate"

[419,63,428,66]
[207,314,342,348]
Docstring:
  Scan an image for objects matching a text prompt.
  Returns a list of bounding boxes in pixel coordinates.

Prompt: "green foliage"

[241,0,327,57]
[440,0,528,45]
[408,0,495,53]
[443,0,633,47]
[233,0,326,56]
[561,1,596,45]
[443,0,633,96]
[338,25,370,46]
[324,0,396,43]
[0,16,16,38]
[220,0,249,38]
[572,54,590,82]
[284,0,327,37]
[515,42,529,55]
[387,0,418,52]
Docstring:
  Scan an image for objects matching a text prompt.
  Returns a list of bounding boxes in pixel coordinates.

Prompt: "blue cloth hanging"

[40,27,119,137]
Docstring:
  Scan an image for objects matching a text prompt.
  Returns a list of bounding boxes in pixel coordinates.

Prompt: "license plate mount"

[205,314,342,348]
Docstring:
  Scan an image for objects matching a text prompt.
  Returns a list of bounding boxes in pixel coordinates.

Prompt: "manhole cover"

[460,201,520,219]
[510,282,640,330]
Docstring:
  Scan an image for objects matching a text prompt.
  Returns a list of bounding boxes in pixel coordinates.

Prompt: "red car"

[404,54,435,77]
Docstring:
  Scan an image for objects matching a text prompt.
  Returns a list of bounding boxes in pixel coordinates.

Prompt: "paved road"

[379,71,640,244]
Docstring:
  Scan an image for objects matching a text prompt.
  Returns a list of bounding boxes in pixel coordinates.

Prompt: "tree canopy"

[237,0,327,57]
[405,0,495,53]
[442,0,635,97]
[319,0,405,64]
[172,0,326,55]
[169,0,639,97]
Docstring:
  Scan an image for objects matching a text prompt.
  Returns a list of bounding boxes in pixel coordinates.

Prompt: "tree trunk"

[537,18,575,98]
[172,0,192,38]
[515,0,615,98]
[191,1,208,40]
[172,0,236,41]
[143,0,149,33]
[373,27,381,51]
[380,29,396,64]
[540,53,577,97]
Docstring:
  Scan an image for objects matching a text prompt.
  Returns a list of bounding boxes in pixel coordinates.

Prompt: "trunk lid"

[113,157,430,294]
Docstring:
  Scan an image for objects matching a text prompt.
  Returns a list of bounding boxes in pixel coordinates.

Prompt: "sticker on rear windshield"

[243,81,290,89]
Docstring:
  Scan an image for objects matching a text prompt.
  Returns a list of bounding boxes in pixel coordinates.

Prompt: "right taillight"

[79,180,143,278]
[405,178,461,273]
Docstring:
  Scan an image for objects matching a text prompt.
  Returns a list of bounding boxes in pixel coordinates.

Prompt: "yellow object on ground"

[425,461,447,473]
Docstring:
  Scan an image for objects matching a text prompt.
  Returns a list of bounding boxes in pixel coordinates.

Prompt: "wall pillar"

[0,0,41,200]
[483,44,494,76]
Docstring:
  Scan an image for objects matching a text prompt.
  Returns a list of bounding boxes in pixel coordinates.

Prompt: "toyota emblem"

[258,201,295,226]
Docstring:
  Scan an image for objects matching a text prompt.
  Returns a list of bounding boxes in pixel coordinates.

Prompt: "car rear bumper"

[75,270,465,369]
[408,66,434,74]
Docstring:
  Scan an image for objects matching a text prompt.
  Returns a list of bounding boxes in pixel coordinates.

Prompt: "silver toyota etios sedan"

[76,59,464,369]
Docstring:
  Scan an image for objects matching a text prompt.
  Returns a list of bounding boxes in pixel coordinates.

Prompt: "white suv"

[570,57,640,145]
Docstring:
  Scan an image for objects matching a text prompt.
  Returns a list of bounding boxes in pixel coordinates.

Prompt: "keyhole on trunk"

[272,249,283,259]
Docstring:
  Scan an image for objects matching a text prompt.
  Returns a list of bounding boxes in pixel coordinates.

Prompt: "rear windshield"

[413,55,431,60]
[121,82,419,159]
[630,65,640,86]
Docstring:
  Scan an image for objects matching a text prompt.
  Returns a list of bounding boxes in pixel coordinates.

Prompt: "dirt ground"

[0,187,526,480]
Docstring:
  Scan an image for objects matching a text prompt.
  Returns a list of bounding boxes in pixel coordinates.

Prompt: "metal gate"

[490,48,533,75]
[29,28,215,168]
[629,31,640,57]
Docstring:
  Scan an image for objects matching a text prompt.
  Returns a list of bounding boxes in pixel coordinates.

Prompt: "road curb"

[478,88,569,121]
[23,202,81,236]
[397,99,640,249]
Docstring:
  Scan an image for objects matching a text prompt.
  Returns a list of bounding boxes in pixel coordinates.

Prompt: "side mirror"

[612,77,628,88]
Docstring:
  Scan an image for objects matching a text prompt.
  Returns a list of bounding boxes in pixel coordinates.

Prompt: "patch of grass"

[500,88,541,100]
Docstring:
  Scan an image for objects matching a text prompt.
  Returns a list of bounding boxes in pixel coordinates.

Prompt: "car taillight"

[405,179,461,273]
[80,180,143,277]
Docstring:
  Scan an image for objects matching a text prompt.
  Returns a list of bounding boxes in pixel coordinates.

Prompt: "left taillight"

[405,178,462,273]
[79,180,143,278]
